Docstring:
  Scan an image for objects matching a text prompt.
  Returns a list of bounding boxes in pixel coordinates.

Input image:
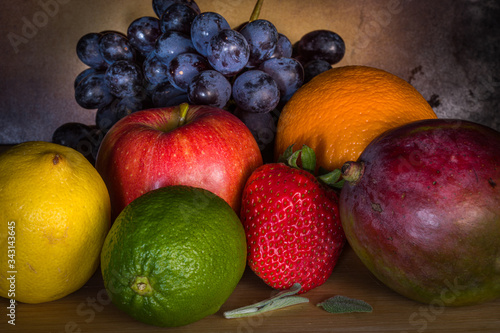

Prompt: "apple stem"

[249,0,264,22]
[341,161,365,184]
[178,103,189,126]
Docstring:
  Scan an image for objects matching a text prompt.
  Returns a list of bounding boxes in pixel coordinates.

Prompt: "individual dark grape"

[161,3,197,35]
[259,57,304,103]
[151,80,189,107]
[144,80,160,98]
[98,31,136,64]
[303,59,332,83]
[143,51,169,85]
[76,33,108,70]
[52,122,92,148]
[90,128,105,164]
[74,68,97,89]
[96,99,120,132]
[271,33,293,58]
[167,53,211,91]
[152,0,200,18]
[104,60,144,98]
[75,72,114,109]
[155,31,196,65]
[96,92,151,132]
[233,107,277,150]
[232,70,280,113]
[297,30,345,65]
[190,12,230,56]
[187,70,231,108]
[52,122,102,164]
[206,29,250,77]
[116,89,152,114]
[127,16,162,56]
[239,19,278,68]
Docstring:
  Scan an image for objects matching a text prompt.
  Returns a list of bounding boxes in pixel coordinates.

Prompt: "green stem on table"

[223,283,308,319]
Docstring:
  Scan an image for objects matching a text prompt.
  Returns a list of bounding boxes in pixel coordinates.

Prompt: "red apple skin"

[95,104,263,219]
[339,119,500,306]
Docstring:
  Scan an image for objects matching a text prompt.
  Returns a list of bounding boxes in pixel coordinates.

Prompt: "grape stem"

[249,0,264,22]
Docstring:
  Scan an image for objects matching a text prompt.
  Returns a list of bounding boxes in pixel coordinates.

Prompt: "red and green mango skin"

[339,119,500,306]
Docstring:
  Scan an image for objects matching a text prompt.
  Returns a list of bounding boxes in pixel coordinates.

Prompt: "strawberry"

[240,145,346,293]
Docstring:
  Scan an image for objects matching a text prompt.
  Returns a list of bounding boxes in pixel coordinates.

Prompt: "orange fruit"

[275,65,438,171]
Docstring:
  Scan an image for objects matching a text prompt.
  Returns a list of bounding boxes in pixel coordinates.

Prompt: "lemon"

[101,185,247,327]
[0,142,111,304]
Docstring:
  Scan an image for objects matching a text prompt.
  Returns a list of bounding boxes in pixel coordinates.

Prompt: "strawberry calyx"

[278,144,345,189]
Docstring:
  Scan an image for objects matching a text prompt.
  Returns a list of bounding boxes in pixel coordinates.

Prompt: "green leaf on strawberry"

[278,144,344,188]
[318,169,344,189]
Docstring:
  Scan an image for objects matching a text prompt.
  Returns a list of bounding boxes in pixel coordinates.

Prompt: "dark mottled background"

[0,0,498,144]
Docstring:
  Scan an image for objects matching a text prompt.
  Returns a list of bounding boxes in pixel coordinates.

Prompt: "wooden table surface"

[1,244,499,333]
[1,144,500,332]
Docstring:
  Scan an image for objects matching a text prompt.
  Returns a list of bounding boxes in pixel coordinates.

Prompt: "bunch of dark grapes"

[54,0,345,164]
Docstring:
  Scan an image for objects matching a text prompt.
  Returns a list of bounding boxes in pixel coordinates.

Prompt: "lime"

[100,185,247,327]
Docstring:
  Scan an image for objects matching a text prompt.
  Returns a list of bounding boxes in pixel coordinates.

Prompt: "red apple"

[95,103,263,219]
